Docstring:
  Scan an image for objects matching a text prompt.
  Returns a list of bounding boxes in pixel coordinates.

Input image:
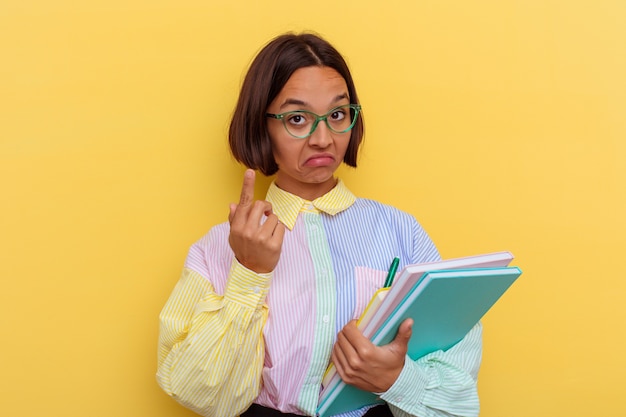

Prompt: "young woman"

[157,33,482,417]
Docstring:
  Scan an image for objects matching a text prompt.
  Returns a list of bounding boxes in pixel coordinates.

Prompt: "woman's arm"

[157,170,284,417]
[382,322,482,417]
[157,261,271,417]
[331,320,481,417]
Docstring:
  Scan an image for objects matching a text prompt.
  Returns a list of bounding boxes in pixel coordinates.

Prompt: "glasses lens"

[282,112,314,138]
[327,105,358,134]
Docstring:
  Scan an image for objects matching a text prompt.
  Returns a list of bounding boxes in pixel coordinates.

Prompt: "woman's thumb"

[392,318,413,351]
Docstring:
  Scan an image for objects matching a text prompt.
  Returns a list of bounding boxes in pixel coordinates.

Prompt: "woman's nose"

[307,121,333,148]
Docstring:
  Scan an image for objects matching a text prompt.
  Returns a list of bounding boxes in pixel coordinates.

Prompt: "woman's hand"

[331,318,413,393]
[228,169,285,273]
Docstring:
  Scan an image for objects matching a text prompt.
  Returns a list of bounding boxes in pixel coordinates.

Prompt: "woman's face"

[266,66,352,201]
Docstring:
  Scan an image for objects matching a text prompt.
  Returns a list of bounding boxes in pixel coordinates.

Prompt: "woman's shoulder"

[183,222,232,274]
[351,197,440,262]
[192,221,230,249]
[350,197,418,223]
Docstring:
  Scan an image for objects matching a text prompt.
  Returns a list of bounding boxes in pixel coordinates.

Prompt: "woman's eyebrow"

[279,98,307,110]
[332,93,350,103]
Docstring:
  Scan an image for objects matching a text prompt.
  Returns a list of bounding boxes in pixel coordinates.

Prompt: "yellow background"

[1,1,625,416]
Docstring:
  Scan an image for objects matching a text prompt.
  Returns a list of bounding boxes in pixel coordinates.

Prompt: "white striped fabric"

[156,180,481,417]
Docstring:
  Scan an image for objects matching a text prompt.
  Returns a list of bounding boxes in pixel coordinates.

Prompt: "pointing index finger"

[239,169,255,207]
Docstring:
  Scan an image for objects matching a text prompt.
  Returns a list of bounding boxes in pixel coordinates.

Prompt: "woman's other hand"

[331,318,413,393]
[228,169,285,273]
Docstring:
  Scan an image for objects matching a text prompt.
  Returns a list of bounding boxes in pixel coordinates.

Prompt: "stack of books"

[317,251,522,417]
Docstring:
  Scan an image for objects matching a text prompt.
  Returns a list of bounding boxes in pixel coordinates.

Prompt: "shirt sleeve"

[156,259,271,417]
[380,322,482,417]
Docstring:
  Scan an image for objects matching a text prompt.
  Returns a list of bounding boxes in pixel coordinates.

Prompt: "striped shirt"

[157,180,482,417]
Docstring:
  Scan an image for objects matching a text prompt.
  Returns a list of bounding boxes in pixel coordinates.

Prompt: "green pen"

[383,257,400,288]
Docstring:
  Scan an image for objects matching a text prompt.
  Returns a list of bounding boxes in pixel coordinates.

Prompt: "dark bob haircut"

[229,32,364,176]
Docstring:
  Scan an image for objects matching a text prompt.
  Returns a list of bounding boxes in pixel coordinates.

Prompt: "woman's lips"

[304,154,336,167]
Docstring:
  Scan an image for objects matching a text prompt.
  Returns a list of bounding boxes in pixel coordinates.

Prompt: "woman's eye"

[287,113,307,125]
[330,110,346,121]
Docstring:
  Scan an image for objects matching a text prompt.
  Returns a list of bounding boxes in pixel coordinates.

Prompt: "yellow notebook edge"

[321,287,390,387]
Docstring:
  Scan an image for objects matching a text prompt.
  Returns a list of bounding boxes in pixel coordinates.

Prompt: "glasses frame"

[266,104,361,139]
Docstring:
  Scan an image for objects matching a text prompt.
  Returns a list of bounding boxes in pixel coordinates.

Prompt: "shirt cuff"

[224,258,272,309]
[379,355,427,409]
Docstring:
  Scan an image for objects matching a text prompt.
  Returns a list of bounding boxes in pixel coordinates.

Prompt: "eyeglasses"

[266,104,361,139]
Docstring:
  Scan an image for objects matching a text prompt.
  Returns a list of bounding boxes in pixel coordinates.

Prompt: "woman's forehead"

[273,66,349,110]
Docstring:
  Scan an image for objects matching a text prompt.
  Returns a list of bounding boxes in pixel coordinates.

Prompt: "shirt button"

[322,315,330,323]
[252,286,260,294]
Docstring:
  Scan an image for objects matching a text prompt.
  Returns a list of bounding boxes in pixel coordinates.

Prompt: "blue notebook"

[317,266,522,417]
